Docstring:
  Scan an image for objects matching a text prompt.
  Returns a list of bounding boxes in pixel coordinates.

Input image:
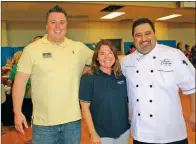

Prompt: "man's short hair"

[132,18,155,36]
[46,5,67,21]
[130,44,135,48]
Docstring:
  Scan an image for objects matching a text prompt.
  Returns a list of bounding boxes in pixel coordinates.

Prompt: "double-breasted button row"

[136,70,154,73]
[136,85,153,88]
[136,99,153,103]
[137,113,153,117]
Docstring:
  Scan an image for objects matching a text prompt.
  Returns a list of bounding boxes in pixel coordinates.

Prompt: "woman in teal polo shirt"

[79,40,130,144]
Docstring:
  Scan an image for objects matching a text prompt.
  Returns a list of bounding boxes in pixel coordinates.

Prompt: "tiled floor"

[1,94,195,144]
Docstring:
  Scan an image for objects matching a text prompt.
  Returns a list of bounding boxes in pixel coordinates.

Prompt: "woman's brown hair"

[91,39,122,79]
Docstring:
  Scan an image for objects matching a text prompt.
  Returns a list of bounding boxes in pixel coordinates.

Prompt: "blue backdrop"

[1,47,24,67]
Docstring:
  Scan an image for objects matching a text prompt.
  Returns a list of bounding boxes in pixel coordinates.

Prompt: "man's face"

[133,23,157,54]
[46,12,67,43]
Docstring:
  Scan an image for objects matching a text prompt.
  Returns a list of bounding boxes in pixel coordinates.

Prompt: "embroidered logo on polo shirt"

[42,52,52,58]
[117,80,125,85]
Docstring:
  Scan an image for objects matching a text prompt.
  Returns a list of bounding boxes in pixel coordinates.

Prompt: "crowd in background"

[176,42,196,67]
[1,36,42,126]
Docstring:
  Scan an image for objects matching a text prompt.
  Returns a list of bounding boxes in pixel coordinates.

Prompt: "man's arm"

[190,93,195,115]
[189,93,196,132]
[82,66,91,75]
[12,72,30,134]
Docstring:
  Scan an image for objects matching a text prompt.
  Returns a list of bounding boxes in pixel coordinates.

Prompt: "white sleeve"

[175,49,195,95]
[120,58,126,76]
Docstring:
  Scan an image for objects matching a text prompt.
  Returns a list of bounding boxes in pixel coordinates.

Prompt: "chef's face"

[133,23,157,55]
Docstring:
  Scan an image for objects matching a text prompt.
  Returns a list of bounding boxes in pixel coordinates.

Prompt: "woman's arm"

[80,101,101,143]
[80,101,96,135]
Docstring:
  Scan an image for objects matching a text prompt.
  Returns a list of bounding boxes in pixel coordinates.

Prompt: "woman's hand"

[90,132,101,144]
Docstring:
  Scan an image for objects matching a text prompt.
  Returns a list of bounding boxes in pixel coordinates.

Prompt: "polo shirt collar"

[97,69,114,77]
[42,34,70,48]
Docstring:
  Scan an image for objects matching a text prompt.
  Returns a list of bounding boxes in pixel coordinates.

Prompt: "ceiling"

[1,1,196,23]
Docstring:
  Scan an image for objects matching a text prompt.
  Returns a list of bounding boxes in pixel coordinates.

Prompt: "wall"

[5,21,196,49]
[168,23,196,50]
[1,21,8,46]
[7,21,46,47]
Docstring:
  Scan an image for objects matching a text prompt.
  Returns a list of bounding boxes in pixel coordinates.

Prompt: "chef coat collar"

[135,42,158,61]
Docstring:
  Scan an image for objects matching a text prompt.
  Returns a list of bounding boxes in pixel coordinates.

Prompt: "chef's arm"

[128,103,131,122]
[190,93,195,115]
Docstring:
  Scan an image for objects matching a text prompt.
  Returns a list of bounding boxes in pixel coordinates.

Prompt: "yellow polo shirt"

[17,35,93,125]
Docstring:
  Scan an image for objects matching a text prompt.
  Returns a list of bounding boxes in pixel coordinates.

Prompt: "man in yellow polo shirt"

[12,5,93,144]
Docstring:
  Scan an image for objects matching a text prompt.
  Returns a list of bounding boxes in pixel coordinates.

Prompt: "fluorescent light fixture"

[157,14,182,20]
[101,12,125,19]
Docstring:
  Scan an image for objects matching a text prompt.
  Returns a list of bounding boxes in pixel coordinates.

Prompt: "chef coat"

[121,43,195,143]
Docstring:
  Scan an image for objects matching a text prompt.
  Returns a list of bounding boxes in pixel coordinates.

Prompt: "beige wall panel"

[155,22,169,40]
[6,21,195,51]
[2,21,8,46]
[168,23,195,50]
[7,21,46,47]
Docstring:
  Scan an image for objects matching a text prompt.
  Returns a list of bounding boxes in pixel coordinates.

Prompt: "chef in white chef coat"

[121,18,195,144]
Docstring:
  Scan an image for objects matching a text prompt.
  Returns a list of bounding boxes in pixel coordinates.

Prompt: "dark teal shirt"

[79,69,130,138]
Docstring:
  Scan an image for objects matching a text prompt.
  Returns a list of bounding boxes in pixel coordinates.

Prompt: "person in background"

[184,44,191,60]
[176,42,183,52]
[190,44,196,68]
[32,36,43,42]
[121,18,195,144]
[7,51,32,123]
[79,40,130,144]
[126,44,136,55]
[12,5,93,144]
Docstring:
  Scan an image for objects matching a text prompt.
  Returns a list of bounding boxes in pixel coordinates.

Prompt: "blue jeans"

[32,120,81,144]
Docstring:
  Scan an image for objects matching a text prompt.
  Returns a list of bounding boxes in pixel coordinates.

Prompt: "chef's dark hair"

[132,18,155,36]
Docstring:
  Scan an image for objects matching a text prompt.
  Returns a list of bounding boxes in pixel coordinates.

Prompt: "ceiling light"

[101,12,125,19]
[157,14,182,20]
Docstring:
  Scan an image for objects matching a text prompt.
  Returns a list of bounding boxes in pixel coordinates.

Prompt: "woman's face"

[97,45,115,70]
[179,43,182,48]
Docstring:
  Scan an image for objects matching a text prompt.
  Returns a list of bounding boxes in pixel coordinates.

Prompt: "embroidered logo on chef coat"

[160,59,172,67]
[125,65,135,68]
[117,80,125,85]
[182,60,188,65]
[42,52,52,58]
